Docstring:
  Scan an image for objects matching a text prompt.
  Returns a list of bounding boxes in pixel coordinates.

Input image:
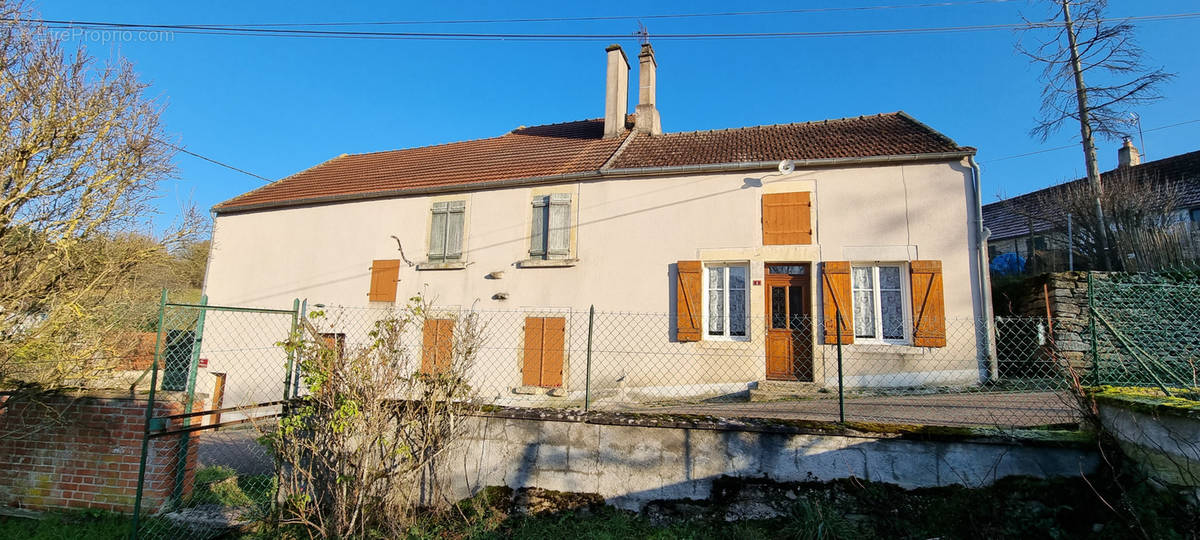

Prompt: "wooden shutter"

[821,261,854,345]
[530,196,547,258]
[421,318,454,374]
[675,261,702,342]
[445,201,465,260]
[522,317,564,387]
[368,259,401,302]
[547,193,571,258]
[762,192,813,245]
[910,260,947,348]
[319,333,345,358]
[429,202,448,261]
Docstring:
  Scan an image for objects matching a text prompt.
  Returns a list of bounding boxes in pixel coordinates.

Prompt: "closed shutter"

[319,333,345,358]
[821,261,853,344]
[530,196,547,258]
[762,192,813,245]
[421,318,454,374]
[675,261,702,342]
[368,259,401,302]
[910,260,947,348]
[430,201,466,261]
[547,193,571,258]
[522,317,564,387]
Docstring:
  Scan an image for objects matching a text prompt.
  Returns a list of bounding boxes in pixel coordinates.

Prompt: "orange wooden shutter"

[368,259,401,302]
[421,319,454,374]
[910,260,947,348]
[676,261,702,342]
[762,192,813,245]
[821,261,854,345]
[542,318,565,387]
[522,317,544,386]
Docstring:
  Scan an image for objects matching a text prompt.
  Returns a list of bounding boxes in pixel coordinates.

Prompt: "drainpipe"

[969,156,998,381]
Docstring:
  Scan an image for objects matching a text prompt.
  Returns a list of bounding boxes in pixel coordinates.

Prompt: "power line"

[154,138,273,183]
[983,119,1200,164]
[176,1,1023,28]
[17,12,1200,42]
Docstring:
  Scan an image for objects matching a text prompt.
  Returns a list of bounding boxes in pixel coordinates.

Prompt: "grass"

[0,510,130,540]
[188,466,275,509]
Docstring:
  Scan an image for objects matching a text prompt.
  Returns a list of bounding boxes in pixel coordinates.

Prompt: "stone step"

[749,381,827,402]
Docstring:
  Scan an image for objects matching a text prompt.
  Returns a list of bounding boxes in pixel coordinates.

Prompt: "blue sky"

[35,1,1200,226]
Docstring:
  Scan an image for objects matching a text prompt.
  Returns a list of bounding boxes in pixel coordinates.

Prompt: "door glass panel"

[788,285,804,331]
[770,287,787,329]
[768,265,806,275]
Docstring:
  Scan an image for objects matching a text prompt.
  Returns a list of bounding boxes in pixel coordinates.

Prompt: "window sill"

[848,342,925,356]
[416,261,468,271]
[517,258,579,268]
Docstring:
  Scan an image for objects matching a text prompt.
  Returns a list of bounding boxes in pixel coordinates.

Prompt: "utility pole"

[1062,0,1110,270]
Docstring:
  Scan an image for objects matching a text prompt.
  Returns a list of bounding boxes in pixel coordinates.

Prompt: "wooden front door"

[765,264,813,381]
[522,317,565,387]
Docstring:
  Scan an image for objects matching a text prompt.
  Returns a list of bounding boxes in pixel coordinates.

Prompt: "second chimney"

[633,43,662,136]
[603,45,630,138]
[1118,137,1141,168]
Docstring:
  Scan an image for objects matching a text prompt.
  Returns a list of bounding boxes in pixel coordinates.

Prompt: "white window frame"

[850,263,911,345]
[701,262,751,342]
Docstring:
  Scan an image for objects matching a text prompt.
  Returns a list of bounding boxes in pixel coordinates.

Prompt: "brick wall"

[0,392,201,513]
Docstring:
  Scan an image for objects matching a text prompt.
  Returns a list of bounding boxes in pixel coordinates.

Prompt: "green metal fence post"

[170,295,208,503]
[836,307,845,424]
[284,298,301,402]
[585,305,594,412]
[130,288,168,540]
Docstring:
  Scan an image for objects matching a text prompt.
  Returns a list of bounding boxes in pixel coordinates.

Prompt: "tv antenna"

[635,22,649,44]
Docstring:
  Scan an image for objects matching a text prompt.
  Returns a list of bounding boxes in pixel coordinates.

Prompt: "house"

[201,43,992,407]
[983,143,1200,272]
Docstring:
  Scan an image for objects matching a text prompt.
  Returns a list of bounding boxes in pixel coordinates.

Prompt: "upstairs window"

[530,193,572,259]
[428,201,465,262]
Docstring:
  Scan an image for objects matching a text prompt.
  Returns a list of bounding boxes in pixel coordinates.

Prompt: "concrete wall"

[437,411,1097,511]
[203,160,987,404]
[1096,397,1200,496]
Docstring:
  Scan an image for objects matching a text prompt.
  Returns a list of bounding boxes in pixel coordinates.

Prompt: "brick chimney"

[603,44,630,138]
[1118,137,1141,168]
[633,43,662,136]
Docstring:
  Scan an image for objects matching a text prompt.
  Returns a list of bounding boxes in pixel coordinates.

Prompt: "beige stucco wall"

[201,159,986,406]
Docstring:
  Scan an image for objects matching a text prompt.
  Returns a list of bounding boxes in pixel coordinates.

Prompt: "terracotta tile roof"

[214,111,970,213]
[607,112,965,169]
[983,149,1200,241]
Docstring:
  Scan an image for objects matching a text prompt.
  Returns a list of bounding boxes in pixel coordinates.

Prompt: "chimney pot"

[603,45,630,138]
[1118,137,1141,168]
[633,43,662,136]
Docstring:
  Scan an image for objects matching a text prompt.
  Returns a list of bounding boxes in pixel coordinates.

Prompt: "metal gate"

[129,290,301,539]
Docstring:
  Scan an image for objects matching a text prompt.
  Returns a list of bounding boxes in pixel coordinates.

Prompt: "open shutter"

[910,260,947,347]
[676,261,702,342]
[529,196,547,258]
[547,193,571,258]
[368,259,401,302]
[762,192,813,245]
[821,261,854,345]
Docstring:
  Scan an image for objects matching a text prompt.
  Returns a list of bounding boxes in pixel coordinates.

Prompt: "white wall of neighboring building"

[200,158,986,407]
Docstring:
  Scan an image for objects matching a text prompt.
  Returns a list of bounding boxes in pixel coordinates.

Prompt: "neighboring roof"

[214,111,972,214]
[982,149,1200,241]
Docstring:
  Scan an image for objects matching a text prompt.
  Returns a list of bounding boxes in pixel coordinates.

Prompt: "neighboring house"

[202,44,991,406]
[983,143,1200,269]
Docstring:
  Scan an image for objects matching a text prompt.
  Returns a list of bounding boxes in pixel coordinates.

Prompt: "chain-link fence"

[1090,273,1200,394]
[298,304,1075,428]
[131,293,298,539]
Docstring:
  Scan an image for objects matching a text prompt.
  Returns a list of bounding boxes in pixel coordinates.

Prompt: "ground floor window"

[705,264,748,339]
[851,264,908,343]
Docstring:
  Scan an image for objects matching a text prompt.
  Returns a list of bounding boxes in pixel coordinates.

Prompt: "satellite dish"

[778,159,795,175]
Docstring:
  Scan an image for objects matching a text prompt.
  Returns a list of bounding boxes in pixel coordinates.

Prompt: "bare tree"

[0,1,198,407]
[264,298,484,538]
[1019,0,1173,270]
